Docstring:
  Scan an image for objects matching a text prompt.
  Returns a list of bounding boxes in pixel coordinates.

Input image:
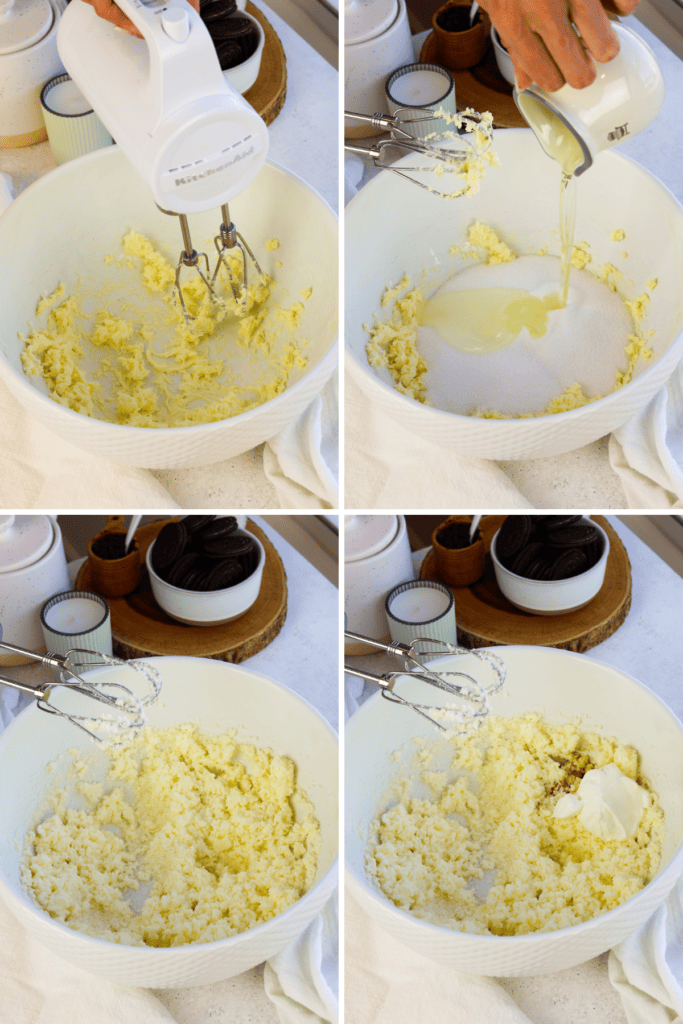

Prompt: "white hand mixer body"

[57,0,269,317]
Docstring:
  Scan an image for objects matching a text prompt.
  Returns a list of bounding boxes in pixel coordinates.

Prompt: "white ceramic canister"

[514,24,665,177]
[0,515,70,664]
[0,0,66,148]
[345,0,415,138]
[344,514,415,654]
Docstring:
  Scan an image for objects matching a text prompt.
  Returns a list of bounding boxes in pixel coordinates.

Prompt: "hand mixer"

[345,629,506,731]
[344,108,495,197]
[0,627,162,744]
[57,0,269,320]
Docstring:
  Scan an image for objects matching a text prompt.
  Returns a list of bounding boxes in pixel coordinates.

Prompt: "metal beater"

[57,0,269,322]
[345,630,506,732]
[344,108,495,198]
[0,632,162,745]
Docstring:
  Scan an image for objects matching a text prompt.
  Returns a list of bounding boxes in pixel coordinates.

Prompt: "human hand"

[80,0,201,38]
[479,0,640,91]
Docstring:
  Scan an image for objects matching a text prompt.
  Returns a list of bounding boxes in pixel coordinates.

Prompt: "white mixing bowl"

[346,130,683,460]
[0,147,337,468]
[0,656,338,988]
[346,645,683,976]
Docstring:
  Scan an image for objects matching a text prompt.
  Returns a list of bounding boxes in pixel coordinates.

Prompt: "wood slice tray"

[76,518,287,663]
[420,34,527,128]
[244,1,287,126]
[421,515,631,652]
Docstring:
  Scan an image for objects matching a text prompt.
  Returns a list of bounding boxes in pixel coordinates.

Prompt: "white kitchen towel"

[345,895,532,1024]
[264,371,339,509]
[345,374,532,508]
[0,892,175,1024]
[265,892,339,1024]
[609,362,683,509]
[608,875,683,1024]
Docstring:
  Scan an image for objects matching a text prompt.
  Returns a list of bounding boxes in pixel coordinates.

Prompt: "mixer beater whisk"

[212,203,264,310]
[0,631,162,745]
[345,630,506,732]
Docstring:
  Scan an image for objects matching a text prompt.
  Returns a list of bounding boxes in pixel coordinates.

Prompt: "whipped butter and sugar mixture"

[22,723,321,947]
[20,231,312,428]
[367,713,663,936]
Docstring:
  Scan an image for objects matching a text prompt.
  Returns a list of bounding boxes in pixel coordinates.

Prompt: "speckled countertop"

[0,1,337,511]
[345,516,683,1023]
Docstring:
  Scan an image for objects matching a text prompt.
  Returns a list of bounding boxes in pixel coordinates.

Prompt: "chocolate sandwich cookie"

[547,523,599,548]
[548,548,589,580]
[496,515,531,563]
[152,521,187,572]
[201,0,238,22]
[198,516,238,542]
[540,515,582,531]
[214,39,243,67]
[239,546,259,576]
[204,559,243,591]
[510,541,546,578]
[209,13,254,37]
[165,552,200,588]
[183,515,215,535]
[203,533,254,559]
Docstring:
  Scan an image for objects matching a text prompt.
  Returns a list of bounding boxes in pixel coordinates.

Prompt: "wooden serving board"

[76,518,287,663]
[420,33,528,128]
[244,2,287,126]
[421,515,631,652]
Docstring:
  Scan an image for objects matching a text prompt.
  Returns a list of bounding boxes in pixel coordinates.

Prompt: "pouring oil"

[420,101,584,353]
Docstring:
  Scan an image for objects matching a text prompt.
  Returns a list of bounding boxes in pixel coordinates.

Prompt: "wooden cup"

[432,0,489,70]
[87,515,141,598]
[432,515,486,587]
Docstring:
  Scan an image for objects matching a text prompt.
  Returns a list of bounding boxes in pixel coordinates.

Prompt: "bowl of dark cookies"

[201,0,265,94]
[146,515,265,626]
[490,515,609,616]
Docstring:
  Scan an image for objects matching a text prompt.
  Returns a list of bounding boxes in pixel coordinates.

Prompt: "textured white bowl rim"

[1,656,339,958]
[490,519,610,588]
[145,529,265,598]
[345,133,683,430]
[0,145,338,435]
[346,645,683,949]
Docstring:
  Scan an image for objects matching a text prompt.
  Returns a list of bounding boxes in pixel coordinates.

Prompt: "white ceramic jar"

[344,0,414,137]
[0,0,67,148]
[344,515,415,653]
[514,24,665,176]
[0,515,70,664]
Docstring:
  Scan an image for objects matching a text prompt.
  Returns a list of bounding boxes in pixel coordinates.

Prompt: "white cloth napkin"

[345,374,532,508]
[609,875,683,1024]
[265,892,339,1024]
[345,895,533,1024]
[609,362,683,509]
[264,371,339,508]
[0,174,337,510]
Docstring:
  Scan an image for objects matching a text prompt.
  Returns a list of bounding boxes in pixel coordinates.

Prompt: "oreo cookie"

[496,515,531,563]
[548,548,589,580]
[152,521,188,572]
[495,514,603,587]
[198,516,238,541]
[151,517,259,593]
[547,523,599,548]
[184,515,216,535]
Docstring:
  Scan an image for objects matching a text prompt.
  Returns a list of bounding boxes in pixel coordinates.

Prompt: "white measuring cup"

[513,23,665,176]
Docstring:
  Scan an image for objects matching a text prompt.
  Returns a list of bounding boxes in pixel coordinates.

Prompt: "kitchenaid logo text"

[607,124,629,141]
[175,146,255,186]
